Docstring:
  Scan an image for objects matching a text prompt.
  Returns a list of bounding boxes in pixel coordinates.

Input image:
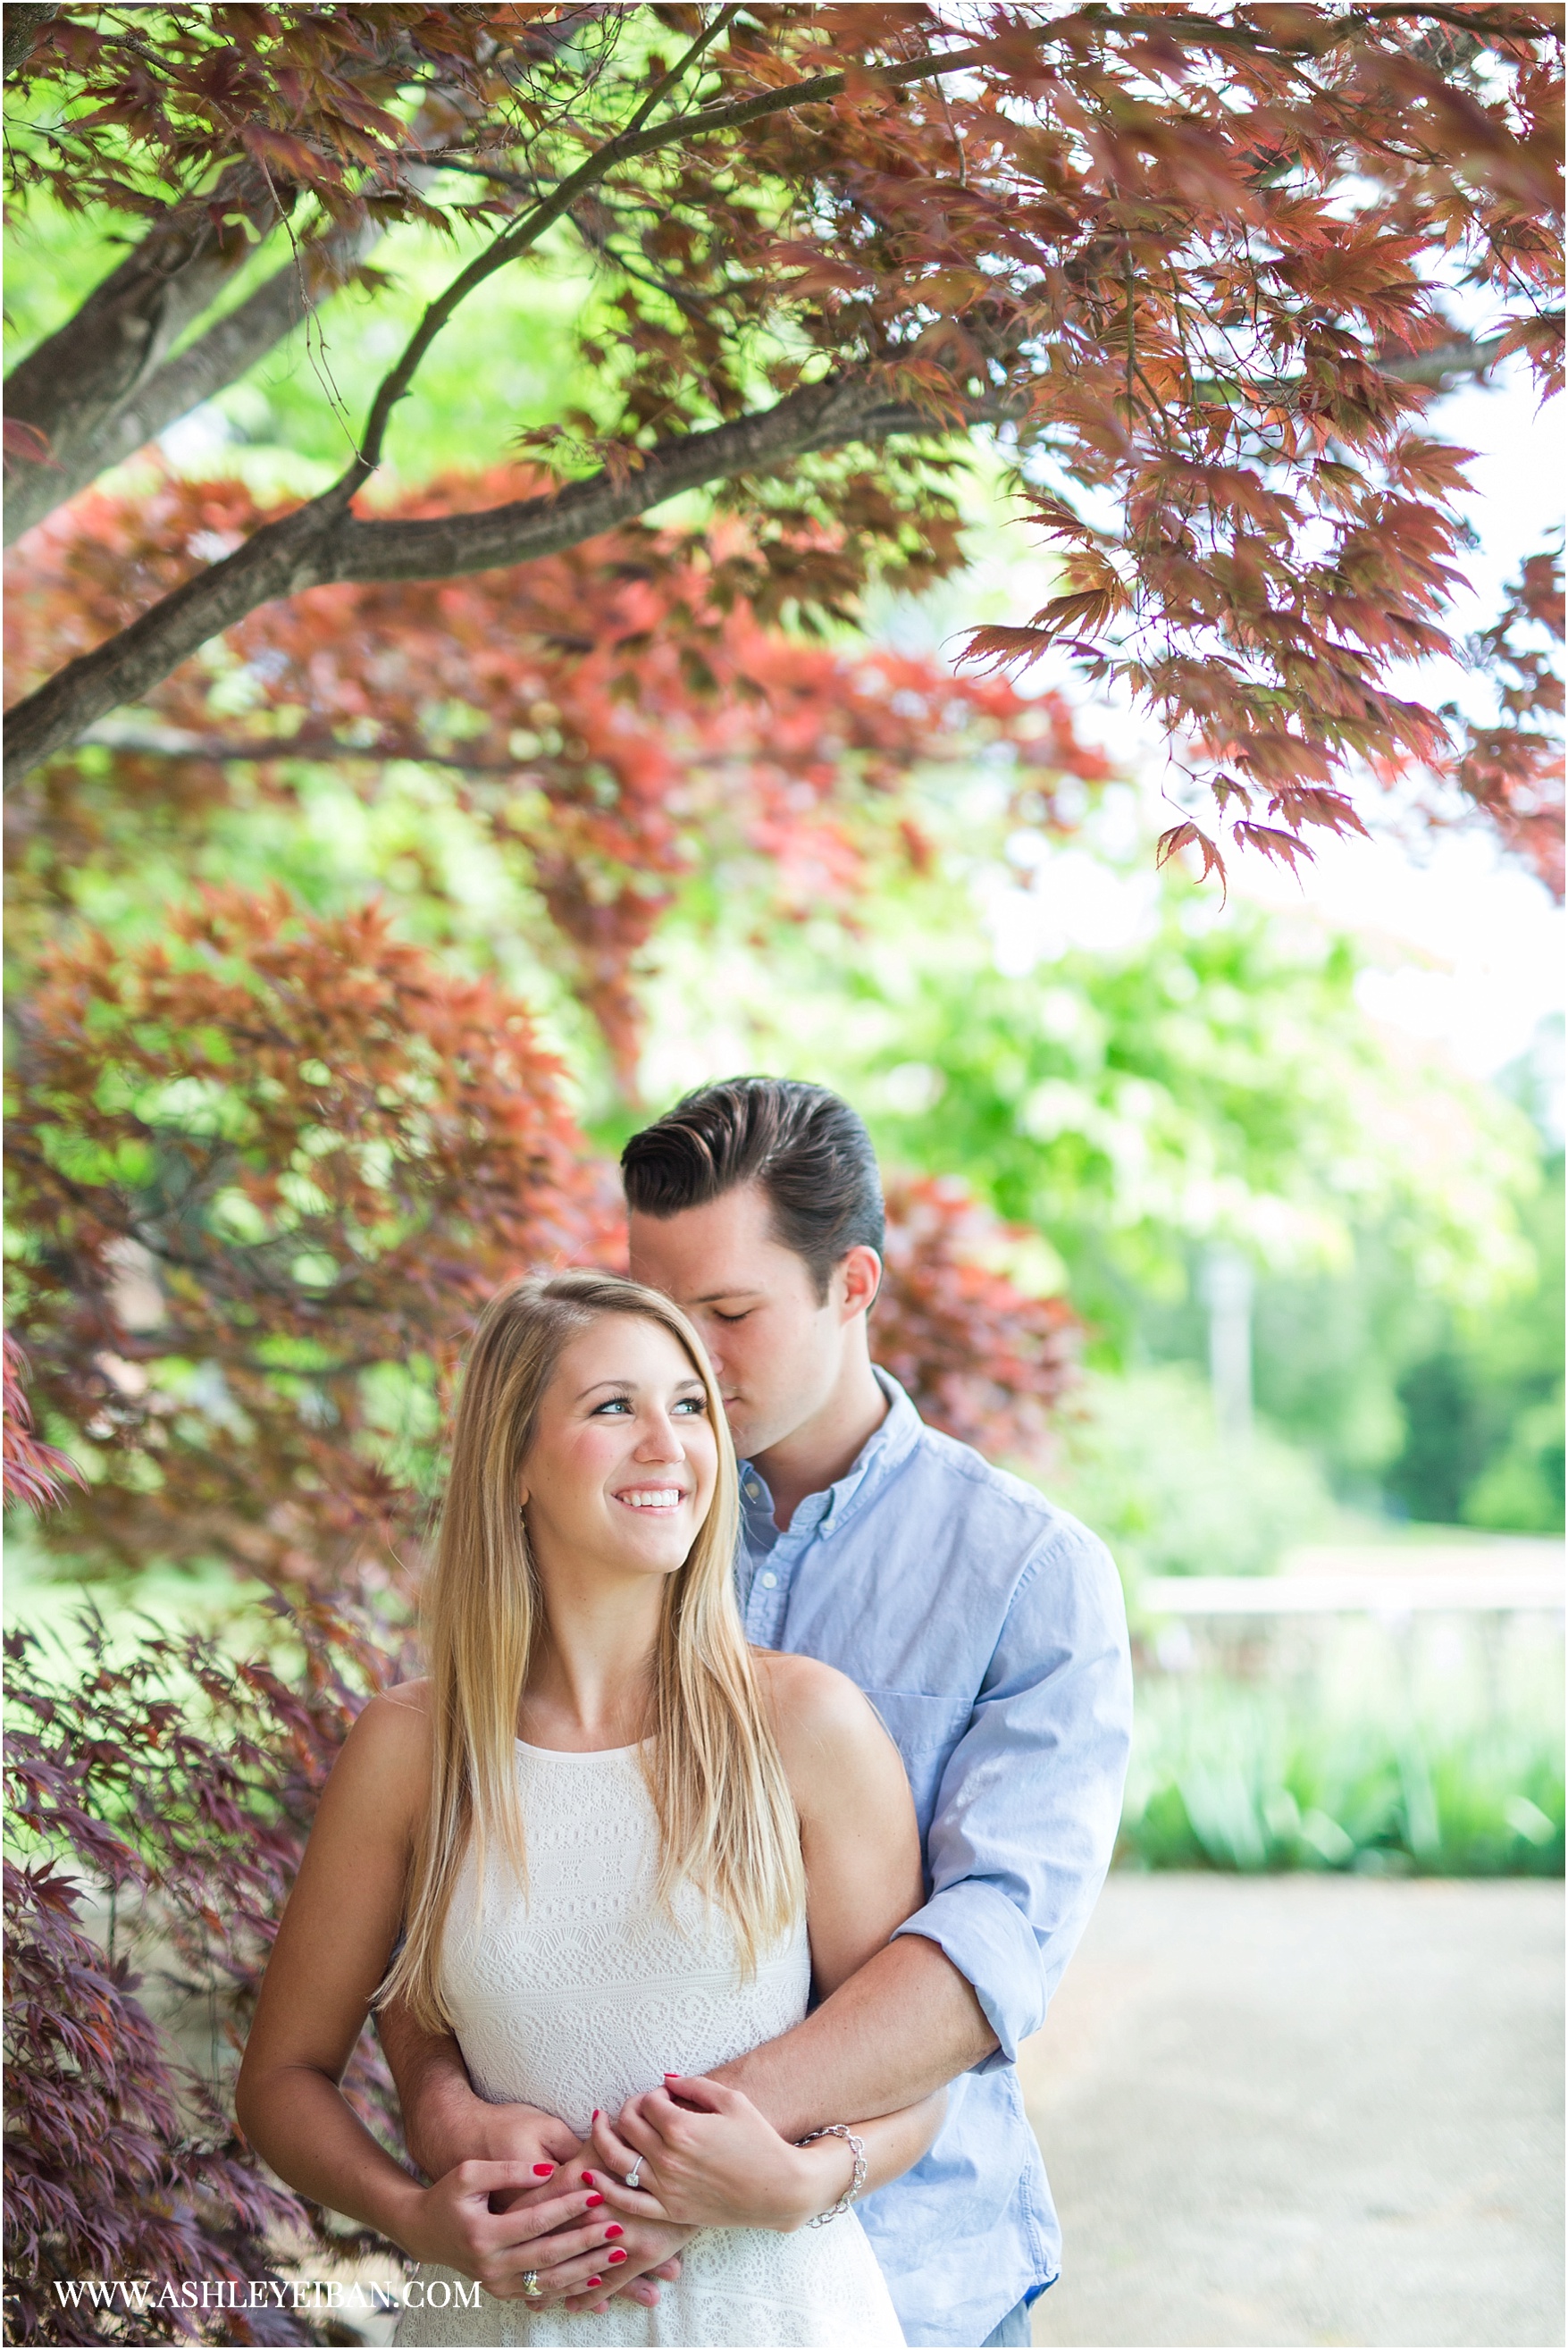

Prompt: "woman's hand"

[587,2076,854,2234]
[489,2145,696,2314]
[402,2161,618,2300]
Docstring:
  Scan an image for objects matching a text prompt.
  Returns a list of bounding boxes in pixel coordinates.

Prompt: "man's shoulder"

[895,1414,1111,1568]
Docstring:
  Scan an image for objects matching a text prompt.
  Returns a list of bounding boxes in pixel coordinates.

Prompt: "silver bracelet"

[797,2123,868,2226]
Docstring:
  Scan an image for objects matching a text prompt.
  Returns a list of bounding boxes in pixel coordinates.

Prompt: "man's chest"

[736,1525,1002,1832]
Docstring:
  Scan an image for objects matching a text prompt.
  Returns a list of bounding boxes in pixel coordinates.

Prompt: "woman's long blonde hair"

[382,1270,804,2031]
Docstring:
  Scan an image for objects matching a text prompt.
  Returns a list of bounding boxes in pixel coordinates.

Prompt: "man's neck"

[750,1354,890,1532]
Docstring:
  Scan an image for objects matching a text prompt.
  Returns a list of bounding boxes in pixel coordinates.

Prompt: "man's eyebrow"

[689,1288,764,1305]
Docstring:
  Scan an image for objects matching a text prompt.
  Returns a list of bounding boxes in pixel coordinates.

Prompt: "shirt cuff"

[891,1881,1046,2069]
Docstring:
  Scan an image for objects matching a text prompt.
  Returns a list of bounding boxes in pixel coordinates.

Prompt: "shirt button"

[744,1481,762,1500]
[759,1571,778,1590]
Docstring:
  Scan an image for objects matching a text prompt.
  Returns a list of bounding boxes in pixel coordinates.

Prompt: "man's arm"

[711,1934,994,2136]
[375,2001,568,2182]
[716,1511,1132,2136]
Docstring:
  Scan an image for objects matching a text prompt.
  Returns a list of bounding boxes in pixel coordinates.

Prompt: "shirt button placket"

[763,1555,790,1641]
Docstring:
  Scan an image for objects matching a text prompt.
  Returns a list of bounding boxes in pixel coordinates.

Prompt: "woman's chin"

[601,1514,697,1575]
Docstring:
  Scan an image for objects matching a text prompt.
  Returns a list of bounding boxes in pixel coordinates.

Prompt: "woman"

[237,1272,940,2346]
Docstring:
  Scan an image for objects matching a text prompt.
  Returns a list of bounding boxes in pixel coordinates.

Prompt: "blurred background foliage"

[1119,1627,1564,1879]
[629,793,1563,1542]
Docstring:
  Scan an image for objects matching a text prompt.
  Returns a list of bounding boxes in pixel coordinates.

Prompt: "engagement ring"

[520,2273,544,2302]
[624,2158,643,2191]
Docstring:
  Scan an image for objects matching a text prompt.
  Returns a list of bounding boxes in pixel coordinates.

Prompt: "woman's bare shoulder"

[751,1649,903,1780]
[331,1678,434,1794]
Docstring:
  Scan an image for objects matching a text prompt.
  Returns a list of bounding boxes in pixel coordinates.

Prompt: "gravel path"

[1017,1874,1564,2349]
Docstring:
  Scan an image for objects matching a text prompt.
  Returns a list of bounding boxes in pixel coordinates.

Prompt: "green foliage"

[1122,1657,1565,1877]
[1394,1153,1565,1532]
[1044,1366,1340,1589]
[637,794,1545,1438]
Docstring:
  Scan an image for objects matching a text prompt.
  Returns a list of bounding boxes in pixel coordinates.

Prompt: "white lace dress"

[393,1741,904,2348]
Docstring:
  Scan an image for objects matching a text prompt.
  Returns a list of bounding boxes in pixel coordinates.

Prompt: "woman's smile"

[614,1482,688,1511]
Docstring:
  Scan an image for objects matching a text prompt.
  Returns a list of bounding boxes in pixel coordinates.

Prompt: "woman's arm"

[234,1687,616,2299]
[583,1655,944,2232]
[587,2075,944,2232]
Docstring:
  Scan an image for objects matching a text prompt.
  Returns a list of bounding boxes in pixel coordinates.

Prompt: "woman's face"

[518,1313,720,1586]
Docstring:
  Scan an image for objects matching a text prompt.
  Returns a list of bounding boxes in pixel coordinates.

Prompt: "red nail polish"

[604,2224,624,2239]
[608,2249,627,2265]
[663,2072,680,2080]
[585,2277,601,2287]
[591,2110,600,2121]
[586,2194,604,2207]
[582,2171,595,2186]
[532,2163,555,2176]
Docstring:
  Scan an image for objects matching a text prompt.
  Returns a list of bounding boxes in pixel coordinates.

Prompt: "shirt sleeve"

[890,1507,1133,2069]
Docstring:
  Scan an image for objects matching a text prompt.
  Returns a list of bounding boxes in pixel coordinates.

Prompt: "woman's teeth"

[618,1489,682,1509]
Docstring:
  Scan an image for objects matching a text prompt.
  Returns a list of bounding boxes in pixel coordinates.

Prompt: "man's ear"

[838,1244,884,1322]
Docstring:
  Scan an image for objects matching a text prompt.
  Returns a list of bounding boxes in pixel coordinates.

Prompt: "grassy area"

[1120,1635,1564,1876]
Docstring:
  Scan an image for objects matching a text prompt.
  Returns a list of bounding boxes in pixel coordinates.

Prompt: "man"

[382,1078,1132,2348]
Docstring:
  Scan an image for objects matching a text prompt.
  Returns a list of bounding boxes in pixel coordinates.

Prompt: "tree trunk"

[3,166,294,539]
[3,7,55,80]
[4,218,381,547]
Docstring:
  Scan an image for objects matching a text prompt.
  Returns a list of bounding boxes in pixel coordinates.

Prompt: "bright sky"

[985,365,1564,1115]
[1235,368,1564,1105]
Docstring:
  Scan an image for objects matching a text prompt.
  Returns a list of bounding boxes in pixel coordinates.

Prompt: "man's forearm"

[378,2000,508,2178]
[710,1935,997,2141]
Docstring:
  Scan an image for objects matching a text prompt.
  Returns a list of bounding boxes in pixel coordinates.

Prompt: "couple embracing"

[238,1079,1133,2349]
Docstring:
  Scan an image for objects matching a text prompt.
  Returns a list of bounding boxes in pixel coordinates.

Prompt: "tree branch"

[4,219,382,547]
[4,29,1014,785]
[1379,333,1506,385]
[620,3,740,140]
[3,4,55,80]
[4,375,955,789]
[3,164,285,545]
[347,36,999,476]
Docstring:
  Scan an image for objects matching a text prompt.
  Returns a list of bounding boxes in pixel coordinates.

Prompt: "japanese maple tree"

[3,3,1562,883]
[7,892,1086,1596]
[6,465,1102,1087]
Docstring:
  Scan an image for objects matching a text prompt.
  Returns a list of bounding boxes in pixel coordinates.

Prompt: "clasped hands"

[409,2077,853,2315]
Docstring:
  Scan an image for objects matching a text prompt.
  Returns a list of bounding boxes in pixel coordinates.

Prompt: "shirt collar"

[740,1366,924,1541]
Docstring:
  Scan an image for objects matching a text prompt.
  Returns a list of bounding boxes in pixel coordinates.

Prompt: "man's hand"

[445,2100,580,2208]
[376,2006,686,2312]
[379,1994,577,2185]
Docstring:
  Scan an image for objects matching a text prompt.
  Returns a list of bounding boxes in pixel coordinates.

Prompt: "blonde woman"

[237,1272,937,2346]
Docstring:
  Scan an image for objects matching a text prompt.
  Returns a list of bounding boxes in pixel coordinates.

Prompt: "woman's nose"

[636,1414,683,1461]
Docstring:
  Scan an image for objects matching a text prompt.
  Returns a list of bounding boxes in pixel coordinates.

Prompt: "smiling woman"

[235,1270,939,2346]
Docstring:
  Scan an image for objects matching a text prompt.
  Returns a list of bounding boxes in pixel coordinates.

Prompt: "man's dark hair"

[622,1078,885,1300]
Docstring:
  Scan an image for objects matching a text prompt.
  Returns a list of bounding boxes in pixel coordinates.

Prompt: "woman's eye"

[673,1396,707,1414]
[592,1397,633,1414]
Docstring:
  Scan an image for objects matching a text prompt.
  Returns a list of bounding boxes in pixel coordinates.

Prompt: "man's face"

[628,1181,847,1462]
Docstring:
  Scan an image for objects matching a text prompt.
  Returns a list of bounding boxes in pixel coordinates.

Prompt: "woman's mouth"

[613,1485,685,1511]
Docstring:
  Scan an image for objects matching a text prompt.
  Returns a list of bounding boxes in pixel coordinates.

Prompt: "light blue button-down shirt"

[737,1371,1133,2348]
